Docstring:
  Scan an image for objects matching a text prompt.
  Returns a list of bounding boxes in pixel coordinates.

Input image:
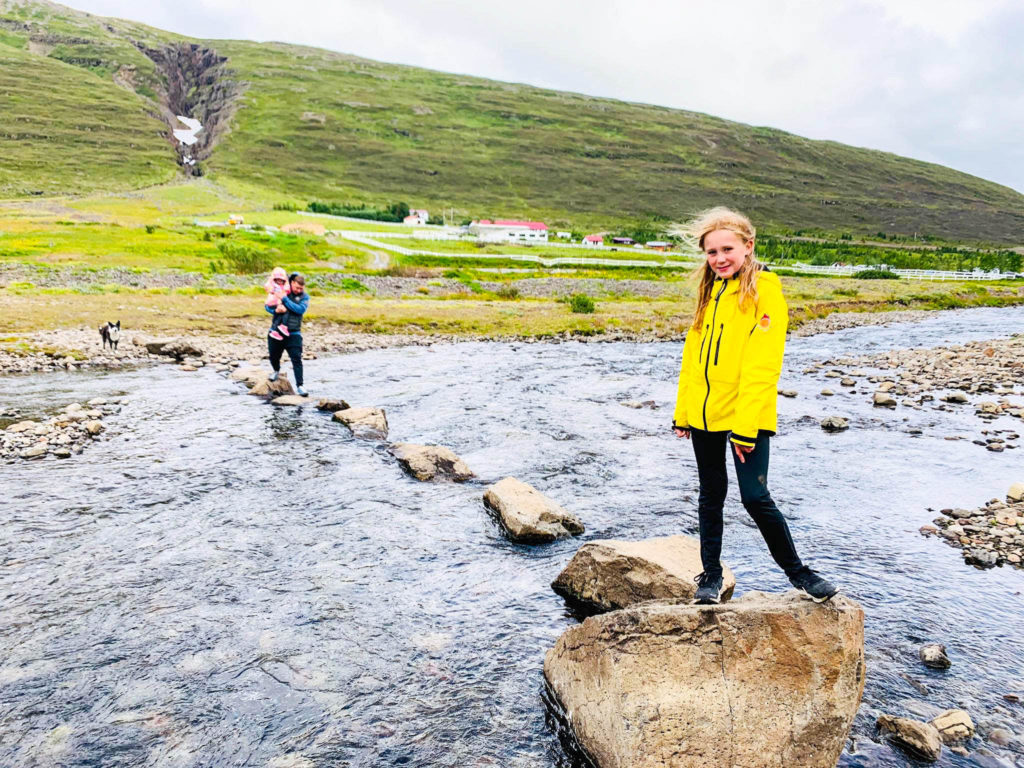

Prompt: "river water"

[2,307,1024,768]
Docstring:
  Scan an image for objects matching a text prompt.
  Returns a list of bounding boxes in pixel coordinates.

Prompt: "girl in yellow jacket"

[672,207,839,604]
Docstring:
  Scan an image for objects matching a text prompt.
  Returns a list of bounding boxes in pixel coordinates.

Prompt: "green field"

[2,0,1024,243]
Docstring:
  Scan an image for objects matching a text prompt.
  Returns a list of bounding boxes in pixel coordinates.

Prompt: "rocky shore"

[1,398,118,462]
[803,334,1023,449]
[922,484,1024,569]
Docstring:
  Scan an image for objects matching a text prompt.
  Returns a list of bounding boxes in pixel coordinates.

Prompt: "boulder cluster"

[921,483,1024,569]
[544,534,866,768]
[1,398,118,462]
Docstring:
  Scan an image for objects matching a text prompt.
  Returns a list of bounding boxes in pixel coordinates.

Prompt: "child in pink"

[264,267,291,340]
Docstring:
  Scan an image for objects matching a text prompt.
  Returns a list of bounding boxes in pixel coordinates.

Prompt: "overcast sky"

[70,0,1024,195]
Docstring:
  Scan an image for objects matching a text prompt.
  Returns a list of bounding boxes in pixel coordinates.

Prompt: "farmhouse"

[645,241,673,252]
[403,209,430,225]
[582,234,604,246]
[611,236,634,245]
[469,219,549,243]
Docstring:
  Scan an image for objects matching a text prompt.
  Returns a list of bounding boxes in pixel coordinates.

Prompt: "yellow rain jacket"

[673,270,788,447]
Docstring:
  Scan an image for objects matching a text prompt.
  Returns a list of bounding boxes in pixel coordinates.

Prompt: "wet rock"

[919,643,951,669]
[316,398,351,413]
[987,728,1016,747]
[965,548,998,568]
[544,591,865,768]
[821,415,849,432]
[930,709,975,744]
[876,715,942,762]
[19,444,47,459]
[778,389,798,398]
[1008,483,1024,503]
[821,389,835,396]
[7,420,39,433]
[943,392,969,404]
[178,364,198,372]
[873,392,897,408]
[390,443,473,482]
[84,420,104,436]
[333,407,389,440]
[552,534,735,611]
[483,477,583,543]
[249,375,295,397]
[149,339,204,359]
[271,395,312,407]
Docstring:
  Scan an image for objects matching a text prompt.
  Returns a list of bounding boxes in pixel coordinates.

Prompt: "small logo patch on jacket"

[758,313,771,331]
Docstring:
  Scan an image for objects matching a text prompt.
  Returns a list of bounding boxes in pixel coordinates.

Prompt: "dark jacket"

[266,291,309,333]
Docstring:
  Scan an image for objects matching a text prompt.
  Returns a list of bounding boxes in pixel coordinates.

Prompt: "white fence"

[779,263,1021,281]
[341,233,696,269]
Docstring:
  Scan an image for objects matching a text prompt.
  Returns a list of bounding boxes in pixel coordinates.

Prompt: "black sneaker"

[789,567,839,603]
[693,571,724,604]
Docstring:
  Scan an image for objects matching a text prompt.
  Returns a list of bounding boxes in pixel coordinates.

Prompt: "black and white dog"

[99,321,121,351]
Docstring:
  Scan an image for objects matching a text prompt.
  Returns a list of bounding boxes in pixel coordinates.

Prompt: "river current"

[2,306,1024,768]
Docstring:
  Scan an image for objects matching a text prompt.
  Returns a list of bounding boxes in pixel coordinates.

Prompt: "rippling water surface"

[3,306,1024,767]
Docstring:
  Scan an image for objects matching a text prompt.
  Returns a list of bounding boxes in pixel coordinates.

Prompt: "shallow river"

[3,307,1024,768]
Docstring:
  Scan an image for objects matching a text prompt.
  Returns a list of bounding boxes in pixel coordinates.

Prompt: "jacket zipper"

[702,279,729,430]
[698,323,709,364]
[714,323,724,365]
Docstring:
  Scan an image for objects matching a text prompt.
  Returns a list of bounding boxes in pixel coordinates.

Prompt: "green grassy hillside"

[2,0,1023,242]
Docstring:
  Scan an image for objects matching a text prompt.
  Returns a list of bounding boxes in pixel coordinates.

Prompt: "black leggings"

[268,333,303,387]
[690,429,803,578]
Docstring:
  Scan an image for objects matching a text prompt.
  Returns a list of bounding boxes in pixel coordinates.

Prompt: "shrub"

[853,269,900,279]
[145,224,157,234]
[339,278,368,292]
[216,242,274,274]
[832,287,860,297]
[569,293,595,313]
[496,284,520,299]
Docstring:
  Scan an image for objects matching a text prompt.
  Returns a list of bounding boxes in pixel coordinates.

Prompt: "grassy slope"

[0,1,1022,243]
[211,40,1024,242]
[0,43,176,196]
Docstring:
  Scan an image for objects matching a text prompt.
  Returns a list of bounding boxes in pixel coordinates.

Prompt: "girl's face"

[703,229,752,279]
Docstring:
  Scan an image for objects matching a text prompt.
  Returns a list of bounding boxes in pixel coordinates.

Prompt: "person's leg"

[268,335,285,373]
[731,432,804,576]
[284,334,303,387]
[690,429,730,577]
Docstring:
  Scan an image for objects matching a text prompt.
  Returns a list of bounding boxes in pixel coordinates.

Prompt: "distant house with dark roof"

[612,236,634,245]
[645,241,673,252]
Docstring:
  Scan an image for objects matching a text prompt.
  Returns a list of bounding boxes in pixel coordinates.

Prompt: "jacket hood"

[270,267,288,281]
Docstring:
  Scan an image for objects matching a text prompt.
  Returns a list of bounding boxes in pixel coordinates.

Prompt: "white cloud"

[68,0,1024,193]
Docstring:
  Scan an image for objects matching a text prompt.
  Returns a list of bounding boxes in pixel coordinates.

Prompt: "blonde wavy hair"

[673,207,764,330]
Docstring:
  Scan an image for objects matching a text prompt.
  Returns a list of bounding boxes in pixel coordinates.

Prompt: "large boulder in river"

[390,443,474,482]
[271,395,311,407]
[145,338,204,359]
[544,591,865,768]
[929,709,974,744]
[1008,482,1024,503]
[483,477,584,543]
[333,407,388,440]
[552,535,736,612]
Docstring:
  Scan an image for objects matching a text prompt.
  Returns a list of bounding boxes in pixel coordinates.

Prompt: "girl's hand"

[672,427,690,439]
[733,443,754,463]
[275,304,287,313]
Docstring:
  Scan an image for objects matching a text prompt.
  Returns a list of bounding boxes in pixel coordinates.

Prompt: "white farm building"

[403,209,430,225]
[469,219,548,243]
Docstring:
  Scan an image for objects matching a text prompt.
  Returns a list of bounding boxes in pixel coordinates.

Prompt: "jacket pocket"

[714,323,723,365]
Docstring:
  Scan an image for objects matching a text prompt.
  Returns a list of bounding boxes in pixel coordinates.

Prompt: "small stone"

[821,389,835,396]
[820,415,849,432]
[876,715,942,762]
[19,444,47,459]
[1008,482,1024,503]
[778,389,798,398]
[84,421,104,436]
[178,365,198,372]
[943,392,969,404]
[874,391,897,408]
[316,398,351,413]
[919,643,951,669]
[929,709,975,744]
[987,728,1013,746]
